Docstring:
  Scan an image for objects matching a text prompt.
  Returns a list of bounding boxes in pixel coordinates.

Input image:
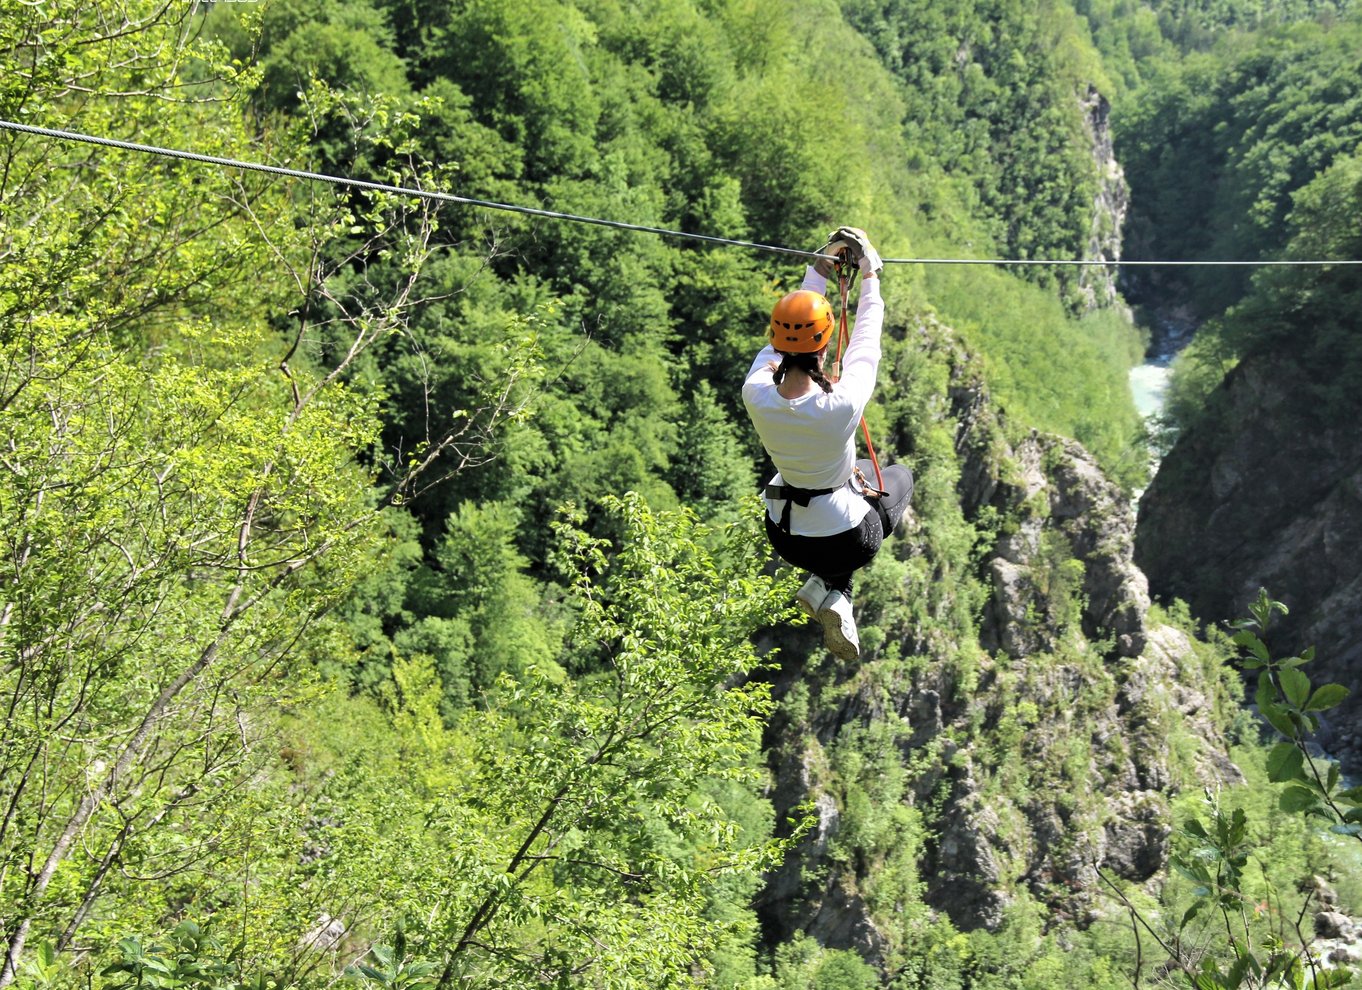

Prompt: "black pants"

[765,460,914,596]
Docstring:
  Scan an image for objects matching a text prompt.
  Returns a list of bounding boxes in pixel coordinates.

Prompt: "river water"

[1127,311,1198,421]
[1129,362,1170,419]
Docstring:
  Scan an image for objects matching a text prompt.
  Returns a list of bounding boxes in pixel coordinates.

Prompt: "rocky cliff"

[1135,351,1362,771]
[1077,85,1128,313]
[755,318,1240,967]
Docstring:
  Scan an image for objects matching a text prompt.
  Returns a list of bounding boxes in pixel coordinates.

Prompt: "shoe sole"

[817,606,860,661]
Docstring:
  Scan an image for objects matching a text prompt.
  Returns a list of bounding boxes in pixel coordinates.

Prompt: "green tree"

[667,381,758,521]
[419,494,798,988]
[129,496,801,990]
[1117,18,1362,317]
[774,936,879,990]
[407,499,564,709]
[0,2,539,979]
[1221,152,1362,417]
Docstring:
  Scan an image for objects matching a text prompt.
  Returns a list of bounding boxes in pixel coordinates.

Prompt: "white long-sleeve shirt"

[742,268,884,536]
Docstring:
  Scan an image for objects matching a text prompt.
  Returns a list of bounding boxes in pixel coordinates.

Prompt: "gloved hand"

[811,231,849,278]
[836,226,882,276]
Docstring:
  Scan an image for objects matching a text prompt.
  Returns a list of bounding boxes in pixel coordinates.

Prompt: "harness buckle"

[853,465,887,500]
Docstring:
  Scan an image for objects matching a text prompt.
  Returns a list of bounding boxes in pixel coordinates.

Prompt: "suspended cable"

[880,256,1361,267]
[3,119,1360,269]
[0,120,825,263]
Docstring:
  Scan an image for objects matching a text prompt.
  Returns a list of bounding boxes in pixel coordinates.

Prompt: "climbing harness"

[764,479,854,534]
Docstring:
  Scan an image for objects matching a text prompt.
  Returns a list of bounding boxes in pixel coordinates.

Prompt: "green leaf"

[1279,668,1311,708]
[1314,964,1356,988]
[1181,901,1204,929]
[1260,702,1298,738]
[1279,785,1318,813]
[1232,630,1269,660]
[1257,671,1275,709]
[1304,683,1350,711]
[1260,591,1288,619]
[1174,860,1211,884]
[1226,952,1253,989]
[1266,742,1304,782]
[174,921,200,941]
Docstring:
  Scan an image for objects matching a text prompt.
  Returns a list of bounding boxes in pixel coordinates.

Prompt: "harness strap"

[768,475,893,536]
[867,490,891,535]
[765,481,845,533]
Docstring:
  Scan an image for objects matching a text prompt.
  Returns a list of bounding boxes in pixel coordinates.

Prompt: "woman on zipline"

[742,226,913,660]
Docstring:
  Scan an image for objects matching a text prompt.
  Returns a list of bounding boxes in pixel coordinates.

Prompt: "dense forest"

[2,0,1361,988]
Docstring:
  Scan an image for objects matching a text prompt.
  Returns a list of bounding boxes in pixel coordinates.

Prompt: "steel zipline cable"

[3,118,1361,269]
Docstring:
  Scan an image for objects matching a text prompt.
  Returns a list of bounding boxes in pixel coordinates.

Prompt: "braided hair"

[772,350,834,394]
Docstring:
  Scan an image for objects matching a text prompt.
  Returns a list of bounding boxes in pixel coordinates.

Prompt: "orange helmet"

[768,290,833,353]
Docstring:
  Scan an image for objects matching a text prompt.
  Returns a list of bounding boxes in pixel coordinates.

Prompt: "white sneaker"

[794,574,830,618]
[817,591,860,661]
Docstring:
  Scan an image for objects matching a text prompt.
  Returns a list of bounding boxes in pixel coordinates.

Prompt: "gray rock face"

[975,432,1149,661]
[1123,625,1244,788]
[949,341,1152,664]
[1308,890,1362,971]
[1077,85,1128,313]
[1316,911,1355,941]
[927,782,1011,931]
[1135,355,1362,770]
[1100,791,1170,880]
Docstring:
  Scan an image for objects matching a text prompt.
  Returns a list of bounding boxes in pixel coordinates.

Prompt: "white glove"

[836,226,882,276]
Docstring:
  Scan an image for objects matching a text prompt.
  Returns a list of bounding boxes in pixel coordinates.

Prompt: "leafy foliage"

[1116,16,1362,317]
[10,1,1358,989]
[843,0,1108,303]
[1103,590,1358,990]
[1231,591,1360,840]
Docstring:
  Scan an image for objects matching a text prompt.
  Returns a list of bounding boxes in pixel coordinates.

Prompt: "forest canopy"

[4,0,1360,988]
